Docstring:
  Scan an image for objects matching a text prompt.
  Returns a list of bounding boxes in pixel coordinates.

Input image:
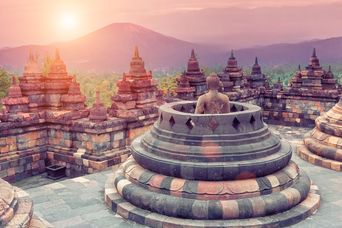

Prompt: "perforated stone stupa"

[297,97,342,171]
[105,100,320,227]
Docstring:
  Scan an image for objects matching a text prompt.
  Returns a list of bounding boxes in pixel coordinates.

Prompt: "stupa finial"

[12,76,17,85]
[134,46,140,58]
[55,48,61,60]
[191,49,196,59]
[312,48,316,57]
[28,49,34,62]
[230,50,234,58]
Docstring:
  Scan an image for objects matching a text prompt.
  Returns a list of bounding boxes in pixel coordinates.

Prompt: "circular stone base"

[0,178,51,228]
[104,175,320,228]
[297,144,342,171]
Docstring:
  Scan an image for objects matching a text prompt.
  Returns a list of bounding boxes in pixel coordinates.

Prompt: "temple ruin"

[0,48,162,182]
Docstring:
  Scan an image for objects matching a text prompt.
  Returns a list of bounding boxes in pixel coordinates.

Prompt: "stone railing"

[157,101,264,135]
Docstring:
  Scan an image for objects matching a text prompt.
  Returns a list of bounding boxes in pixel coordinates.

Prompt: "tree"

[158,75,177,93]
[42,54,53,76]
[0,68,11,98]
[0,69,11,108]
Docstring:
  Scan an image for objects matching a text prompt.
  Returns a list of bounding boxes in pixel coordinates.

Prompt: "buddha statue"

[195,73,230,114]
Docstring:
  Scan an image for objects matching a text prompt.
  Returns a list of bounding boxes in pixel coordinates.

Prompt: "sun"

[59,12,77,30]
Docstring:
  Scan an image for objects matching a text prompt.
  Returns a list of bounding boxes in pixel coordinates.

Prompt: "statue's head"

[206,73,221,90]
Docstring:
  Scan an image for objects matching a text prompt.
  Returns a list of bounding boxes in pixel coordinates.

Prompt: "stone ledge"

[0,181,52,228]
[46,148,130,177]
[104,175,320,228]
[28,215,53,228]
[296,144,342,171]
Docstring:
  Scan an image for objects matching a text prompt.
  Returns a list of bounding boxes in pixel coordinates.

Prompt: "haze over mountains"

[1,23,342,73]
[0,23,217,72]
[138,3,342,48]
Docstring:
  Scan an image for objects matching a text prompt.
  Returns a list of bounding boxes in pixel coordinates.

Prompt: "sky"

[0,0,341,48]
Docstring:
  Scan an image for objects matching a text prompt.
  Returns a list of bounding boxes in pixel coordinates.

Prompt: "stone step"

[105,174,320,228]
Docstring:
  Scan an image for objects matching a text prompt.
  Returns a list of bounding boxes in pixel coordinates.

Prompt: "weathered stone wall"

[0,112,156,181]
[0,118,47,182]
[261,94,337,127]
[0,48,161,182]
[46,118,130,176]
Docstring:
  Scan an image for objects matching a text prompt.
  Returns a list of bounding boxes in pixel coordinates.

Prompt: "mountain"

[137,3,342,48]
[233,37,342,67]
[0,23,219,73]
[1,23,342,73]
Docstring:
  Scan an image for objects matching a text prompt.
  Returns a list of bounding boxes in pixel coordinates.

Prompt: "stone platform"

[10,124,342,227]
[262,49,340,127]
[104,160,319,227]
[104,101,320,227]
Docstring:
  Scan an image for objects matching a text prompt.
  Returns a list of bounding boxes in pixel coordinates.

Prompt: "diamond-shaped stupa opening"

[250,115,256,125]
[232,117,240,130]
[186,118,194,130]
[169,116,175,127]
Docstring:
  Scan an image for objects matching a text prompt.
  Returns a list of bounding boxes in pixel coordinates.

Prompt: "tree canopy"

[0,68,11,105]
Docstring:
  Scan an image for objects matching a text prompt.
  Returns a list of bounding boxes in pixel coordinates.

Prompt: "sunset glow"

[1,1,342,227]
[59,12,77,30]
[0,0,341,47]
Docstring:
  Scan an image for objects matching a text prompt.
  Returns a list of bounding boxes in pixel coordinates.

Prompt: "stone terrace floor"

[13,124,342,228]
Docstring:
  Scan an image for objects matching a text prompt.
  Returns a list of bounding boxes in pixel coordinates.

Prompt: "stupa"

[44,49,73,109]
[247,57,269,89]
[297,97,342,171]
[0,49,158,181]
[262,49,340,126]
[175,74,195,100]
[60,75,86,111]
[2,77,29,114]
[106,94,320,227]
[175,49,207,98]
[288,48,339,98]
[273,77,284,91]
[0,178,49,227]
[218,50,244,91]
[109,47,160,120]
[19,51,45,111]
[89,91,108,122]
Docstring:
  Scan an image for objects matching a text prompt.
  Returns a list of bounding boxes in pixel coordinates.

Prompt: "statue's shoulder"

[198,93,207,101]
[218,92,229,101]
